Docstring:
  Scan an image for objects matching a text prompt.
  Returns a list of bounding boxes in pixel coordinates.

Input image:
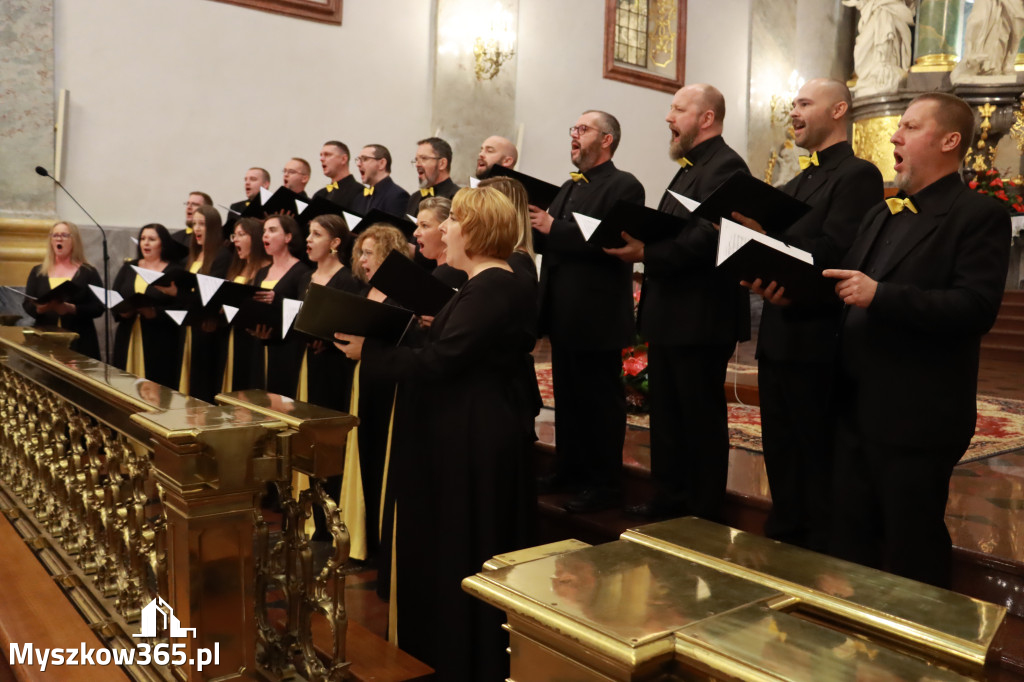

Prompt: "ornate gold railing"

[0,326,356,681]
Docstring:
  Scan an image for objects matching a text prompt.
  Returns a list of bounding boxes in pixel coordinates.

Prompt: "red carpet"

[534,362,1024,465]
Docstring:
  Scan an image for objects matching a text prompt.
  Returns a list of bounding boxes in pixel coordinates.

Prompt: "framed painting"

[603,0,686,94]
[207,0,342,25]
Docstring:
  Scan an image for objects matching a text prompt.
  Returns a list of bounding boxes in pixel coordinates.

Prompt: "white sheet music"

[164,310,187,326]
[259,186,273,204]
[89,284,123,308]
[195,273,224,307]
[281,298,303,339]
[572,212,601,241]
[668,190,701,212]
[716,218,813,267]
[295,199,309,215]
[343,211,362,229]
[222,305,239,323]
[469,176,480,188]
[130,265,164,285]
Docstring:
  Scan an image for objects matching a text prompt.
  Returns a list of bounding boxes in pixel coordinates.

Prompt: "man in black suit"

[352,144,410,216]
[225,167,271,233]
[605,84,750,521]
[824,93,1009,587]
[530,110,645,513]
[406,137,460,217]
[738,78,883,552]
[313,141,361,211]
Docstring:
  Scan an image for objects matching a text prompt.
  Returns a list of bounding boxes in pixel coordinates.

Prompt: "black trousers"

[550,344,626,491]
[830,412,965,588]
[647,343,733,521]
[757,357,837,551]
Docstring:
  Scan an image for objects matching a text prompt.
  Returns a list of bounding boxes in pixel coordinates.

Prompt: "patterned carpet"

[534,362,1024,465]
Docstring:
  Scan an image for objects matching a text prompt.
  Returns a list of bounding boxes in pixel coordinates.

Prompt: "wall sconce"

[472,4,516,81]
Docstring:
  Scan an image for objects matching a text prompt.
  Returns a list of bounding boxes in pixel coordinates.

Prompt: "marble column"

[0,0,56,219]
[432,0,519,186]
[911,0,965,72]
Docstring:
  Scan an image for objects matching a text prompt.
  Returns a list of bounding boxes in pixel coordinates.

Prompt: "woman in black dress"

[479,175,538,283]
[179,205,229,403]
[22,220,104,360]
[298,214,363,544]
[221,217,269,392]
[251,214,310,398]
[413,196,466,289]
[111,224,184,389]
[335,187,537,680]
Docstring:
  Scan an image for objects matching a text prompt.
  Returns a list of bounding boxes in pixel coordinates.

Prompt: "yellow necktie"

[326,182,339,192]
[798,151,819,170]
[419,187,434,197]
[363,185,374,196]
[885,197,918,215]
[569,172,588,183]
[678,157,693,168]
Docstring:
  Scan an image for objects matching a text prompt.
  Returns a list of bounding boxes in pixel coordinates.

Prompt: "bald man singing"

[476,135,519,179]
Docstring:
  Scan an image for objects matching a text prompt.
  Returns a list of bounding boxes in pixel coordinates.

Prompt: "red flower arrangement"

[621,342,649,413]
[968,169,1024,213]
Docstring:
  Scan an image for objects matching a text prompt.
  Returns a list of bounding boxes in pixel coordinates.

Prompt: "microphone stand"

[36,167,111,363]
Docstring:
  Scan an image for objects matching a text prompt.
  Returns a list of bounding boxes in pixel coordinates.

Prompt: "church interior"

[1,0,1024,679]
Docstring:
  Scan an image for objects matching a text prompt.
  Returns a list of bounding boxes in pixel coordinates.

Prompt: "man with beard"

[312,141,362,211]
[824,93,1008,586]
[476,135,518,179]
[352,144,409,216]
[530,110,645,513]
[406,137,460,217]
[605,84,750,521]
[736,78,883,552]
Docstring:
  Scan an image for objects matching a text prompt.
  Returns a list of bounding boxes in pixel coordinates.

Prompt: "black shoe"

[562,488,620,514]
[624,497,689,520]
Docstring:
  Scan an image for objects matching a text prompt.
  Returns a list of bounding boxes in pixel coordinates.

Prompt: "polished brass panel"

[463,539,782,678]
[484,538,592,571]
[621,517,1005,670]
[852,115,900,183]
[0,217,50,286]
[674,603,972,682]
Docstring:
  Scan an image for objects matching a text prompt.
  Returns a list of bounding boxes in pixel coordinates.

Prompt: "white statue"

[843,0,917,97]
[953,0,1024,80]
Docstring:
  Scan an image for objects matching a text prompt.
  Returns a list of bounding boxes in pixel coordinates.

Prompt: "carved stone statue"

[843,0,917,97]
[953,0,1024,81]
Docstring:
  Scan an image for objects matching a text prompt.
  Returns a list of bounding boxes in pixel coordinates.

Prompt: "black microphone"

[35,165,112,364]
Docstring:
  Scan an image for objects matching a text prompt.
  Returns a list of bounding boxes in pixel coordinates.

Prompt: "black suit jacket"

[639,136,751,346]
[313,175,362,212]
[838,174,1009,448]
[535,160,645,350]
[757,141,884,363]
[406,177,460,217]
[353,175,411,217]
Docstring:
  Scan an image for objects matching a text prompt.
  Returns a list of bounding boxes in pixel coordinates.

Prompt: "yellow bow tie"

[325,182,339,192]
[420,186,434,197]
[363,185,374,196]
[569,171,588,183]
[185,227,193,234]
[678,157,693,168]
[885,197,918,215]
[798,152,819,170]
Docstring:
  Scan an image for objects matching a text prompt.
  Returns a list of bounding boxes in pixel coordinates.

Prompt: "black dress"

[252,261,312,398]
[222,275,264,393]
[111,260,184,389]
[362,267,537,681]
[430,262,467,289]
[23,264,104,360]
[179,259,230,404]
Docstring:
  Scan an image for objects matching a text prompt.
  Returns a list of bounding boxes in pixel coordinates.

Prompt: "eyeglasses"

[183,201,204,209]
[569,124,610,138]
[356,155,381,163]
[282,168,306,176]
[51,233,72,240]
[410,156,440,165]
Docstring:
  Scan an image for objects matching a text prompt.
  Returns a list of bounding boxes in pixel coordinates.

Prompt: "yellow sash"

[338,362,367,561]
[178,327,192,394]
[125,318,145,377]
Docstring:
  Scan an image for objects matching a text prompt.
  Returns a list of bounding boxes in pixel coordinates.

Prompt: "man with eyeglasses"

[353,144,409,216]
[313,141,362,212]
[172,191,213,252]
[405,137,460,217]
[476,135,518,179]
[281,157,312,201]
[530,110,645,514]
[604,84,751,524]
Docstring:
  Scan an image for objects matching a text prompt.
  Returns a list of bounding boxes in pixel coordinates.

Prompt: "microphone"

[35,165,112,364]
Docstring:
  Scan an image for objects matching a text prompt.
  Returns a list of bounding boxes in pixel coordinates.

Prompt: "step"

[981,344,1024,362]
[992,315,1024,333]
[983,329,1024,349]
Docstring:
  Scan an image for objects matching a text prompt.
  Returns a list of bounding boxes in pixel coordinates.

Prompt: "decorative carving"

[952,0,1024,81]
[843,0,916,97]
[853,115,901,182]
